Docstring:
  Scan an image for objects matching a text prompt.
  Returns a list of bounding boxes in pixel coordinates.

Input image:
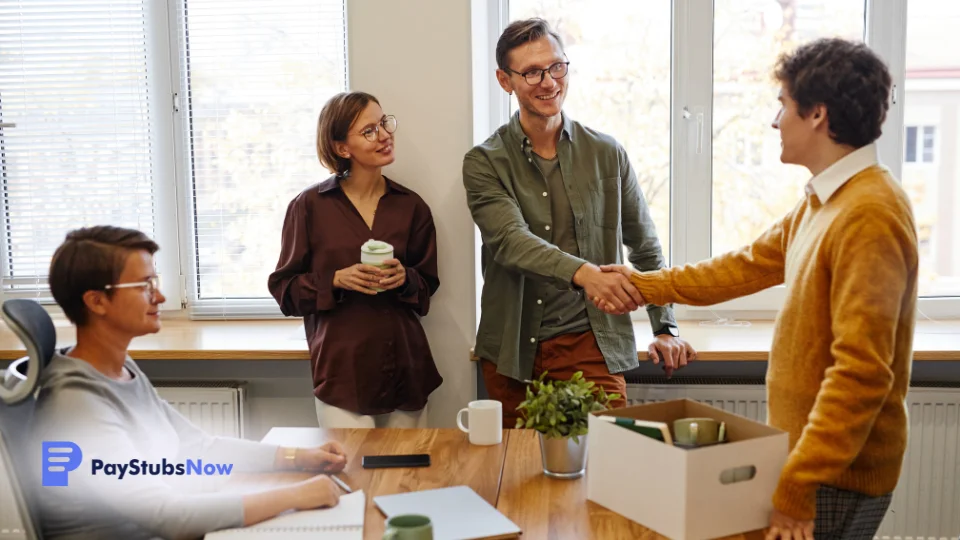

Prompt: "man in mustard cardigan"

[601,38,917,539]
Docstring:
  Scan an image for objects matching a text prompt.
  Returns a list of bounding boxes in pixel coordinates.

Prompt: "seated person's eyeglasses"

[104,275,161,296]
[504,61,570,86]
[358,115,398,142]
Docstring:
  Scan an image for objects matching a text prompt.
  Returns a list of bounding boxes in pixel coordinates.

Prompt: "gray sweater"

[32,351,280,540]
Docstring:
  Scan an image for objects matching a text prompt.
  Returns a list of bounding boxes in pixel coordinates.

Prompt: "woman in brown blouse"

[268,92,442,428]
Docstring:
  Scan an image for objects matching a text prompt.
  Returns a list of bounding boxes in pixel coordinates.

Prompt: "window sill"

[1,318,956,363]
[469,319,960,363]
[0,318,309,361]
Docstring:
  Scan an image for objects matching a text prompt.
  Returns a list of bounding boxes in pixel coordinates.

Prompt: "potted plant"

[516,370,620,479]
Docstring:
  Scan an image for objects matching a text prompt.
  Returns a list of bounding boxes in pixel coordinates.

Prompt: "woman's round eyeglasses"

[358,115,397,142]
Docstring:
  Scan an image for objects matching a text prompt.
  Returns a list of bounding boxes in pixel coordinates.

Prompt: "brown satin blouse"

[268,175,442,415]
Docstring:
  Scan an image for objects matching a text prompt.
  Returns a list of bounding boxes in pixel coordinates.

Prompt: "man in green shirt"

[463,18,696,425]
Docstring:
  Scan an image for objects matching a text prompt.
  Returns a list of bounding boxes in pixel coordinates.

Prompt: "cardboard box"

[586,399,788,540]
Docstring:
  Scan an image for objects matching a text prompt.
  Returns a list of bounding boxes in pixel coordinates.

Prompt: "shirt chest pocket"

[588,176,621,229]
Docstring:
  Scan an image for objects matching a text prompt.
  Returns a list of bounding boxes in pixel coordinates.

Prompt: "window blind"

[0,0,156,300]
[177,0,347,318]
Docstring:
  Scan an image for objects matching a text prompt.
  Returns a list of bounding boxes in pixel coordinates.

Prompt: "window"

[905,126,918,162]
[176,0,347,315]
[0,1,161,300]
[0,0,347,315]
[711,0,865,257]
[904,125,937,164]
[903,0,960,297]
[508,0,672,263]
[494,0,959,316]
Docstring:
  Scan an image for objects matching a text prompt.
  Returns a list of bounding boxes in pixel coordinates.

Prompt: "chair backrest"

[0,300,55,404]
[0,299,57,540]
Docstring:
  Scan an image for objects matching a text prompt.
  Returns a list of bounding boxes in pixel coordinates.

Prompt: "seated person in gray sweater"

[33,226,348,540]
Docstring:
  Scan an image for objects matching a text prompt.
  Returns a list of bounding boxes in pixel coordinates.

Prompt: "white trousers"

[314,398,428,429]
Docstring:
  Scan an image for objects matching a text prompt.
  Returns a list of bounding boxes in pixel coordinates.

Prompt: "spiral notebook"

[204,490,365,539]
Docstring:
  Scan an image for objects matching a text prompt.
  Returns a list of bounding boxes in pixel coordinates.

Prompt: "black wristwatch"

[653,325,679,338]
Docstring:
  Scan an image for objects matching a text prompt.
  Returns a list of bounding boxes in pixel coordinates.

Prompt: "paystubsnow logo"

[41,441,234,487]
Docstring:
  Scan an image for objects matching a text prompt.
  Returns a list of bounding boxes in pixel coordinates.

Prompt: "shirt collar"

[805,143,879,202]
[508,110,575,154]
[317,174,409,195]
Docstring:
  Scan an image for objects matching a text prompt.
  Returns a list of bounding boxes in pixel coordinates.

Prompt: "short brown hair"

[774,38,891,148]
[496,18,565,71]
[316,91,380,176]
[49,226,159,326]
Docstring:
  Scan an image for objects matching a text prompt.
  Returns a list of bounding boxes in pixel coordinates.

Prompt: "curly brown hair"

[774,38,891,148]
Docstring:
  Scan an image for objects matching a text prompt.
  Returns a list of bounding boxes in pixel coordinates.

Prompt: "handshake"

[573,263,645,316]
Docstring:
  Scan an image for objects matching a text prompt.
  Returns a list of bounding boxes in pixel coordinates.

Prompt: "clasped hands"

[574,263,696,376]
[573,262,646,315]
[333,259,406,294]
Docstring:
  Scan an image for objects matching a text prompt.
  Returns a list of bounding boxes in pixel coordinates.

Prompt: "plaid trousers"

[815,485,893,540]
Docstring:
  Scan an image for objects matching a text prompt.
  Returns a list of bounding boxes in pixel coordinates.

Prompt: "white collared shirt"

[804,143,880,202]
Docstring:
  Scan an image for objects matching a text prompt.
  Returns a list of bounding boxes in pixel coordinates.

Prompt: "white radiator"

[155,384,245,439]
[626,383,960,540]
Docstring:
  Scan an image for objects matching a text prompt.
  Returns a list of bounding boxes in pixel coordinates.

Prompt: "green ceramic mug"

[673,417,726,447]
[382,514,433,540]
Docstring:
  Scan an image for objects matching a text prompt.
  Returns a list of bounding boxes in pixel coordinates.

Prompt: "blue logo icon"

[42,441,83,487]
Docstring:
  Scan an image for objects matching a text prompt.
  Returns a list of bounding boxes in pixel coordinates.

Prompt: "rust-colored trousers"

[481,330,628,427]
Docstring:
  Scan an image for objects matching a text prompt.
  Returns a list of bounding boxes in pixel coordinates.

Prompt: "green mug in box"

[360,239,394,293]
[672,417,726,447]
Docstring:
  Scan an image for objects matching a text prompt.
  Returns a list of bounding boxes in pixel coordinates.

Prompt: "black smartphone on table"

[361,453,431,469]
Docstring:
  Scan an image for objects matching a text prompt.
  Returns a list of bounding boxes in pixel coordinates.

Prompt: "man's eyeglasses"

[504,61,570,86]
[358,115,397,142]
[104,275,161,296]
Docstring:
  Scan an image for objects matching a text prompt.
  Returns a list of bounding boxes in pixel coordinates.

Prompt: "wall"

[347,0,477,427]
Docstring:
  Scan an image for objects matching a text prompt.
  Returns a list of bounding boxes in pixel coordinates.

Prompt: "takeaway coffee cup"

[360,239,394,293]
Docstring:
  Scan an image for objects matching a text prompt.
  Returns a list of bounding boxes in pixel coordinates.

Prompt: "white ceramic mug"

[456,400,502,445]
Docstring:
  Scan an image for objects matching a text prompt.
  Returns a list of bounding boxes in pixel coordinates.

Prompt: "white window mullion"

[147,0,184,312]
[865,0,908,180]
[671,0,716,319]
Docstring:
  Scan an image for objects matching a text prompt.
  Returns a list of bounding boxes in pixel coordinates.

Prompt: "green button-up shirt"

[463,112,676,381]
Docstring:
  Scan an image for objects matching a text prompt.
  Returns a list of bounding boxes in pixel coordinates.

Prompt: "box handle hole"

[719,465,757,485]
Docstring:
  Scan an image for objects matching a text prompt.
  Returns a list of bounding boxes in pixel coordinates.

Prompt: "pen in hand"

[329,474,353,494]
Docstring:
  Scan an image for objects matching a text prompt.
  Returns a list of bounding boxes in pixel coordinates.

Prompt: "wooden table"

[497,429,765,540]
[243,428,766,540]
[237,428,509,539]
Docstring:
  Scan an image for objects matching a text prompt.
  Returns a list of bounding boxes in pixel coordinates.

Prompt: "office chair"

[0,298,57,540]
